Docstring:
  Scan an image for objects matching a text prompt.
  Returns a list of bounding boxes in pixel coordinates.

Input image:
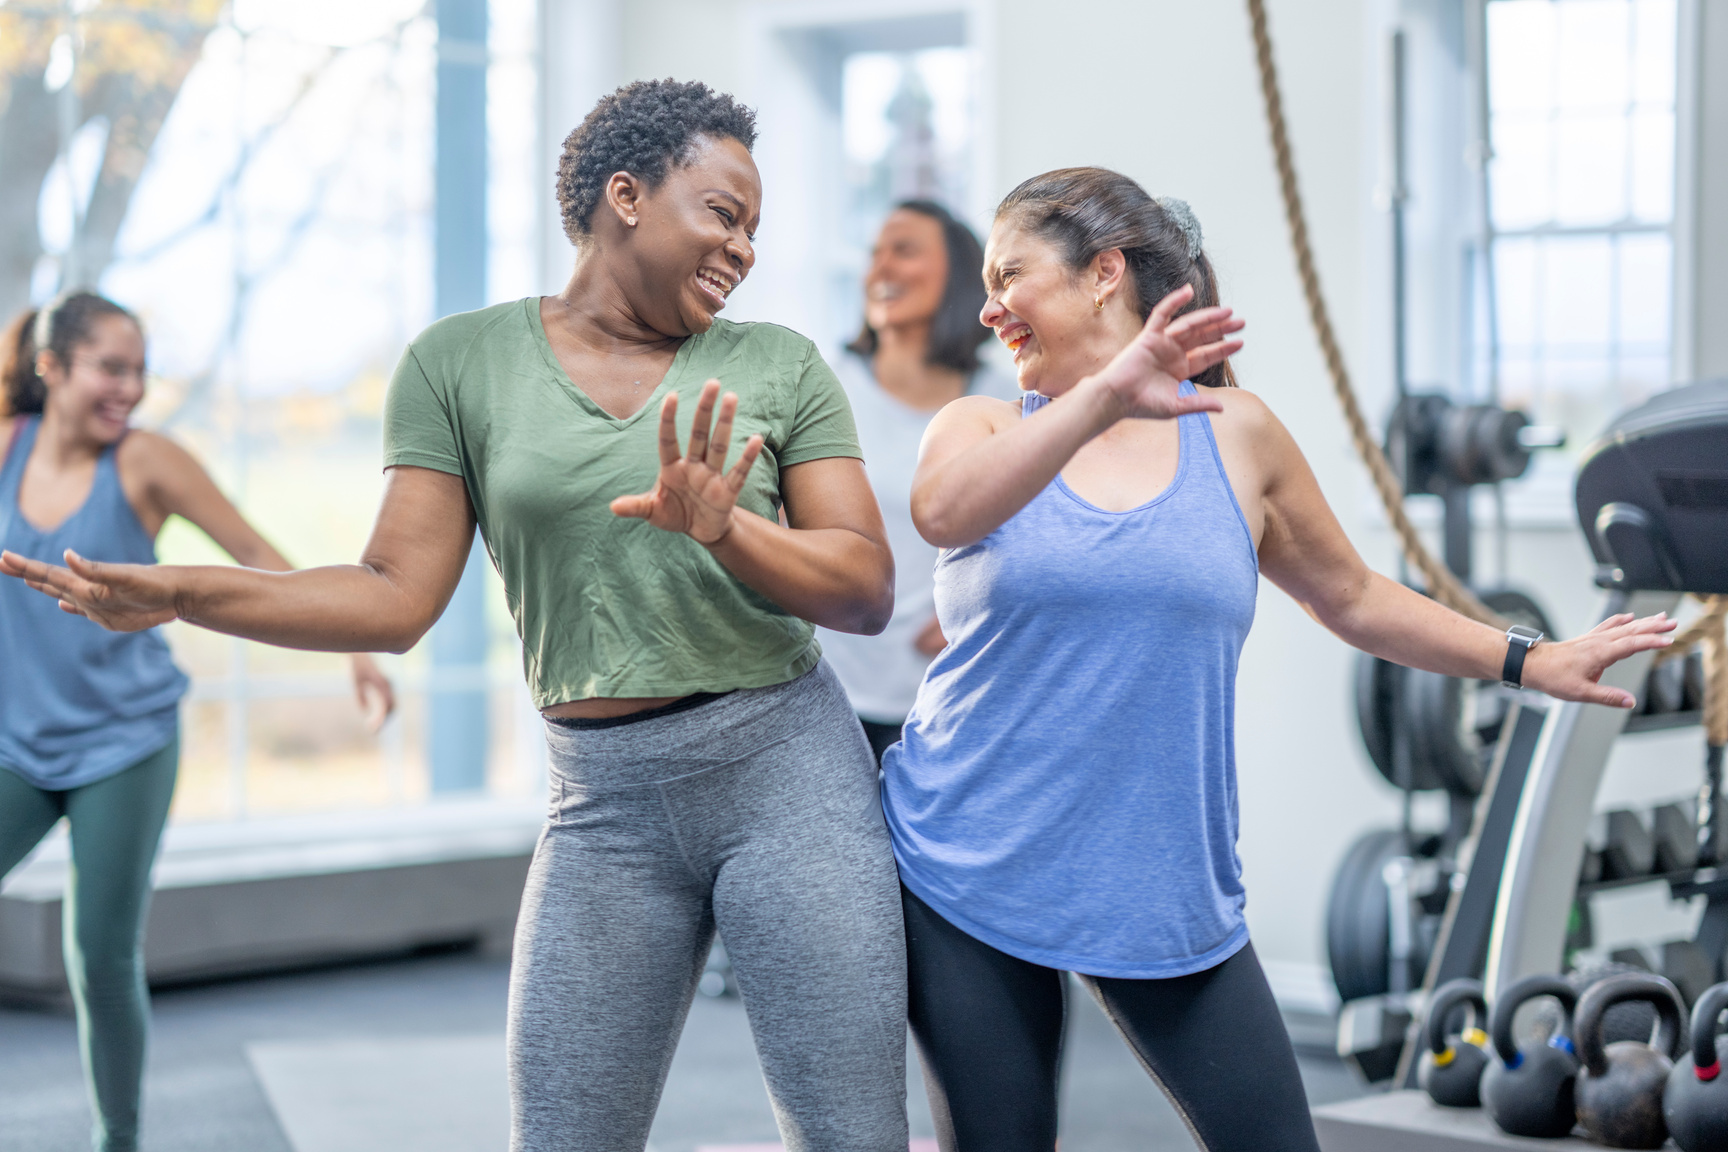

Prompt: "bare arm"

[1,465,476,656]
[911,286,1241,548]
[1250,401,1673,706]
[610,381,894,634]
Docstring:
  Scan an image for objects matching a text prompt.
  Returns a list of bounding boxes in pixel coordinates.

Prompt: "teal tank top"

[882,382,1260,978]
[0,418,187,789]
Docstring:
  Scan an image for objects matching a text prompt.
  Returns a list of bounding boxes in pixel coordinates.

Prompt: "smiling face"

[37,313,146,445]
[980,217,1104,396]
[863,209,949,334]
[614,134,761,337]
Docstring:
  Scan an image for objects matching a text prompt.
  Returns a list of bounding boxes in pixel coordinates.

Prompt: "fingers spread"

[656,393,681,466]
[725,434,764,493]
[706,392,739,473]
[609,493,653,519]
[1186,339,1245,375]
[1147,284,1196,332]
[686,380,720,463]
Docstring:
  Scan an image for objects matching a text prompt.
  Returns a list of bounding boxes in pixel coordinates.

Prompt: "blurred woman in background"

[0,291,393,1152]
[818,201,1016,763]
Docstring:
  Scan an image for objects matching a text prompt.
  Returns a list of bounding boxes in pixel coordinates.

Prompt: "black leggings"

[903,886,1321,1152]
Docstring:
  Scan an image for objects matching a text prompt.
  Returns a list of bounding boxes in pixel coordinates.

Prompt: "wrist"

[1071,373,1125,428]
[695,509,740,550]
[169,566,199,625]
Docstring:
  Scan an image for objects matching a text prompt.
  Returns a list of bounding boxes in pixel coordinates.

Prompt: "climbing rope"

[1245,0,1506,628]
[1245,0,1725,724]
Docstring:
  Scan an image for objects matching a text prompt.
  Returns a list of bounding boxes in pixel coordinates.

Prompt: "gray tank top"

[0,417,186,789]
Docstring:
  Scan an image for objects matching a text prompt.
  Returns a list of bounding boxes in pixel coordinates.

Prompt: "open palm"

[1092,284,1245,420]
[610,379,764,545]
[0,548,179,632]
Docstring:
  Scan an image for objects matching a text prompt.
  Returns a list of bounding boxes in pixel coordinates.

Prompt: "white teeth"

[698,270,734,298]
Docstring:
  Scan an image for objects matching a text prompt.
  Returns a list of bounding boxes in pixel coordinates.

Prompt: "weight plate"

[1397,588,1554,798]
[1327,829,1443,1003]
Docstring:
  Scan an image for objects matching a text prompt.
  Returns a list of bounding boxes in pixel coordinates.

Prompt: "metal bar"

[1483,589,1684,1001]
[1394,699,1547,1088]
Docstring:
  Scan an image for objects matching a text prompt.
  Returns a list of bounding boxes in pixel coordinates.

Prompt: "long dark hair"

[848,200,991,375]
[995,168,1237,388]
[2,291,139,417]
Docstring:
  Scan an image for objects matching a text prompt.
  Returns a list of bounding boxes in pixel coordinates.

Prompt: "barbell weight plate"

[1326,828,1443,1004]
[1395,588,1555,799]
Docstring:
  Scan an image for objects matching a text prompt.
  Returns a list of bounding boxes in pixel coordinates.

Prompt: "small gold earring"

[1094,296,1105,311]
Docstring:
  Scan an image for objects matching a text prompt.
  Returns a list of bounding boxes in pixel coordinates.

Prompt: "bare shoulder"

[116,428,207,484]
[1205,385,1291,447]
[931,393,1022,433]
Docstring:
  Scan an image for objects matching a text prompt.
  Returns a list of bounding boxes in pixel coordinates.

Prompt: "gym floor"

[0,946,1365,1152]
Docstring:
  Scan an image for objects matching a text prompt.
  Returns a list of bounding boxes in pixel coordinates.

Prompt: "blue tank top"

[882,382,1259,978]
[0,417,187,789]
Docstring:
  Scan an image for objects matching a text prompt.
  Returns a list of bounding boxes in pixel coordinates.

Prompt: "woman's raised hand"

[610,379,765,545]
[1088,284,1244,421]
[1523,612,1678,708]
[0,549,180,632]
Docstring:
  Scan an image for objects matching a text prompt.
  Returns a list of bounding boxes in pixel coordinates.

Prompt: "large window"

[1486,0,1678,452]
[4,0,541,822]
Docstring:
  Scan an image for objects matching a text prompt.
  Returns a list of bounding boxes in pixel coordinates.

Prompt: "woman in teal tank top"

[0,293,393,1152]
[892,168,1678,1152]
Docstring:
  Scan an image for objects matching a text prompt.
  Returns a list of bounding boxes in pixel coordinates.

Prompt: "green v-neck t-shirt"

[382,297,862,709]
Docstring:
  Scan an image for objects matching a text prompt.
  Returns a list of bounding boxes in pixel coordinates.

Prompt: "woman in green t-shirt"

[4,81,909,1151]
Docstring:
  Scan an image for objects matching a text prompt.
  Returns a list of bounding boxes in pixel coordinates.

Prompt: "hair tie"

[1155,196,1203,261]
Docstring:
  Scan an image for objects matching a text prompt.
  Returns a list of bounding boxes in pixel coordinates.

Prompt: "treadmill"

[1314,379,1728,1151]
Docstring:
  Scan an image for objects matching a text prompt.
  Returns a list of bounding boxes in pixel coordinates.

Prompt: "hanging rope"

[1245,0,1727,731]
[1244,0,1506,628]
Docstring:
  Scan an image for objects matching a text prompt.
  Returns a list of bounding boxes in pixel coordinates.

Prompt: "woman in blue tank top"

[887,169,1675,1152]
[0,293,393,1152]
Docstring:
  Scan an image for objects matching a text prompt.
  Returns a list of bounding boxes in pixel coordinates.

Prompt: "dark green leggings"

[0,737,178,1152]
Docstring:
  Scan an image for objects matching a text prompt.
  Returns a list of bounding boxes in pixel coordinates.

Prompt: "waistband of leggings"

[545,691,733,731]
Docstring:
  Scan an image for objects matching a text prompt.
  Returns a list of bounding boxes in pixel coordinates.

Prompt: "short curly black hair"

[556,79,759,245]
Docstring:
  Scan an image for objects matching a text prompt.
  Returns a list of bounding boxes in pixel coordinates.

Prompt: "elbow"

[856,551,895,636]
[910,499,973,551]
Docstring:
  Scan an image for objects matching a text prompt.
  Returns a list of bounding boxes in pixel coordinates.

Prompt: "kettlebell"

[1575,971,1686,1149]
[1486,981,1582,1139]
[1418,978,1491,1107]
[1664,981,1728,1151]
[1482,974,1581,1138]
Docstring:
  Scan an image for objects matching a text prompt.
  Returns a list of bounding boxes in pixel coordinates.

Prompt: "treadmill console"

[1575,379,1728,594]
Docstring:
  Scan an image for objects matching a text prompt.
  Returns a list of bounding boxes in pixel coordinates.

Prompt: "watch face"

[1508,625,1543,643]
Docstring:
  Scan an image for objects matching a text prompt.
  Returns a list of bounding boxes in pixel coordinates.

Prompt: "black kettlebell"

[1575,971,1686,1148]
[1482,974,1581,1138]
[1664,981,1728,1151]
[1419,978,1491,1107]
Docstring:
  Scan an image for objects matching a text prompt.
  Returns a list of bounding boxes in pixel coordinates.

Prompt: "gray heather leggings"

[507,662,909,1152]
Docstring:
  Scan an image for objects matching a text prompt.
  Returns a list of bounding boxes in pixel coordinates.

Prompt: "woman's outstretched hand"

[610,379,765,546]
[0,548,179,632]
[1523,612,1678,708]
[350,653,396,732]
[1087,283,1244,421]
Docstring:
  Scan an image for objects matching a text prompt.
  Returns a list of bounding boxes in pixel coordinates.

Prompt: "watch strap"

[1501,626,1542,690]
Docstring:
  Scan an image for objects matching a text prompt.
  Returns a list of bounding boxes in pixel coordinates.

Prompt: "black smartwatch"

[1501,625,1544,690]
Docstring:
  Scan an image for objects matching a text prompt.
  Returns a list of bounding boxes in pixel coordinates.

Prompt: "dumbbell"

[1662,941,1718,1010]
[1646,658,1688,715]
[1597,809,1657,880]
[1654,802,1700,874]
[1683,649,1706,714]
